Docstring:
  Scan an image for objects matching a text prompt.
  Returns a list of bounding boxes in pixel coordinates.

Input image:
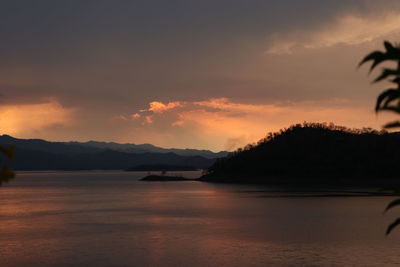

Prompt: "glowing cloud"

[126,97,386,151]
[146,101,184,114]
[0,100,76,137]
[144,116,154,124]
[131,113,141,119]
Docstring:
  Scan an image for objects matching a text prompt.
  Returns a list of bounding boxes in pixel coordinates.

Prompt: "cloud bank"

[0,100,76,138]
[1,1,400,149]
[110,97,391,151]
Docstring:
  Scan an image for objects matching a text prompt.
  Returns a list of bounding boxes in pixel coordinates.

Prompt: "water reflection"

[1,171,400,266]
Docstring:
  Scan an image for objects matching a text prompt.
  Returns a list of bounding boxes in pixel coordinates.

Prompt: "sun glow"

[0,100,76,136]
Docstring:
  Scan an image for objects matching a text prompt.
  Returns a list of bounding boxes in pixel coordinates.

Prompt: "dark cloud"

[0,0,399,147]
[0,0,393,103]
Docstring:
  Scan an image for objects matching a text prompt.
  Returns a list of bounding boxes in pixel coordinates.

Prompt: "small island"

[140,175,192,181]
[127,164,198,172]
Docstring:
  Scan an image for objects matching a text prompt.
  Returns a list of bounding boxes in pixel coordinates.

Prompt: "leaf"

[392,77,400,84]
[359,41,400,73]
[379,106,400,114]
[383,121,400,129]
[358,51,386,72]
[384,198,400,213]
[384,41,395,53]
[386,218,400,235]
[373,68,400,83]
[375,89,400,112]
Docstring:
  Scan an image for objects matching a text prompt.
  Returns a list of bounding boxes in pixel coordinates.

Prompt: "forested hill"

[201,122,400,184]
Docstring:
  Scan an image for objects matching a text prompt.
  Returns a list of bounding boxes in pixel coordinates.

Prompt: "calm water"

[1,171,400,267]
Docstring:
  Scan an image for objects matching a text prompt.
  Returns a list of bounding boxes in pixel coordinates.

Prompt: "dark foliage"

[359,41,400,235]
[202,122,400,184]
[359,41,400,128]
[0,144,15,186]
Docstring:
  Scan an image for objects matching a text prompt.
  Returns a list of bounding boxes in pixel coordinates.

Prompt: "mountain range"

[0,135,228,171]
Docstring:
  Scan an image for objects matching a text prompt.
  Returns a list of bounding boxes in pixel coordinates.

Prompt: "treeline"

[201,122,400,184]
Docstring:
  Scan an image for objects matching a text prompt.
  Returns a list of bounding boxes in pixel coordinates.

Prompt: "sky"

[1,0,400,151]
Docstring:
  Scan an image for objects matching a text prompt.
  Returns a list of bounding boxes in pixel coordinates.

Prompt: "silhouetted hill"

[0,135,219,170]
[201,122,400,185]
[0,135,226,170]
[0,135,102,155]
[0,135,227,159]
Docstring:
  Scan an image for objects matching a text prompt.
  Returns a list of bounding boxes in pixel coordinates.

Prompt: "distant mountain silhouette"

[0,135,222,170]
[12,148,214,170]
[68,140,228,159]
[0,135,228,158]
[0,135,103,155]
[201,122,400,185]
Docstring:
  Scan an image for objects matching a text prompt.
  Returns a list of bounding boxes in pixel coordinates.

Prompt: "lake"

[1,171,400,266]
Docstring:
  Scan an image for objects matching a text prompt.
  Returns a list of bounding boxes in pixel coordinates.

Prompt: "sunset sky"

[1,0,400,151]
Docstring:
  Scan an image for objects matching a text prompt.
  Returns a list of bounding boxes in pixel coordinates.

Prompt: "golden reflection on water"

[145,183,167,266]
[0,187,73,266]
[141,181,232,266]
[2,172,400,266]
[146,216,166,266]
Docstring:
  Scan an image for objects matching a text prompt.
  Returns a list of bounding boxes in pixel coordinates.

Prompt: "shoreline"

[139,174,400,197]
[200,173,400,186]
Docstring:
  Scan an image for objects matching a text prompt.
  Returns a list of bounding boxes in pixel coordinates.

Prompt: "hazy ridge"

[0,135,226,170]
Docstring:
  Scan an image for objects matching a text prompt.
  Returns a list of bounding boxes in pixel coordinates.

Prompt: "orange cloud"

[147,101,184,114]
[144,115,154,124]
[0,99,76,137]
[128,97,389,151]
[131,113,141,119]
